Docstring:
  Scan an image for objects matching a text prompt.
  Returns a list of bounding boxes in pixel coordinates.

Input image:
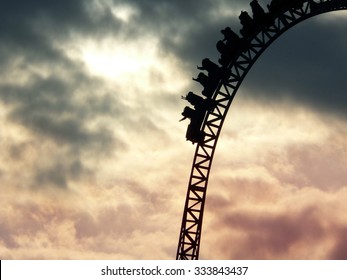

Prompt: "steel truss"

[176,0,347,260]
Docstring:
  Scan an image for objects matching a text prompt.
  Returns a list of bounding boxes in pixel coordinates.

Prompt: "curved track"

[176,0,347,260]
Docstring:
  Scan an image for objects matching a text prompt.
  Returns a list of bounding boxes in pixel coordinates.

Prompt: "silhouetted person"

[216,40,241,66]
[239,11,255,37]
[267,0,286,14]
[198,58,223,79]
[182,91,205,108]
[180,105,206,144]
[251,0,274,26]
[182,91,216,112]
[221,27,240,43]
[267,0,303,14]
[251,0,266,20]
[192,72,219,98]
[193,73,210,88]
[180,106,196,121]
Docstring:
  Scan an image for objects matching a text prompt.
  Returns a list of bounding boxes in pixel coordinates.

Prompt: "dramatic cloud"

[0,0,347,260]
[242,12,347,118]
[201,100,347,259]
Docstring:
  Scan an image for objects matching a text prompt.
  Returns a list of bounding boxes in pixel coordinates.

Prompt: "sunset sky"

[1,0,347,260]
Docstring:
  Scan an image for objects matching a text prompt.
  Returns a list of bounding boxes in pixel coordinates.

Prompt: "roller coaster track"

[176,0,347,260]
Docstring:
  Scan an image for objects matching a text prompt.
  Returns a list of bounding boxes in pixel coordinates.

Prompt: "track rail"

[176,0,347,260]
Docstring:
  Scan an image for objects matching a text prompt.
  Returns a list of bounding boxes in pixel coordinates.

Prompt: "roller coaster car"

[239,11,256,38]
[183,91,205,107]
[217,39,243,66]
[251,0,266,20]
[201,58,232,82]
[240,1,274,38]
[221,27,249,50]
[250,0,274,26]
[267,0,287,14]
[267,0,304,14]
[217,27,249,66]
[221,27,240,42]
[241,1,271,36]
[193,72,220,98]
[186,122,205,144]
[181,106,197,120]
[197,58,224,77]
[183,91,216,112]
[181,106,206,144]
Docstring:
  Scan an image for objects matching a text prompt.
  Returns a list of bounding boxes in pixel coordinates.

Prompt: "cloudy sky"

[1,0,347,260]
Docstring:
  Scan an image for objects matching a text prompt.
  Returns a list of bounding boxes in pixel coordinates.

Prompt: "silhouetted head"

[201,58,211,67]
[239,11,250,21]
[250,0,259,8]
[221,27,232,36]
[216,40,226,53]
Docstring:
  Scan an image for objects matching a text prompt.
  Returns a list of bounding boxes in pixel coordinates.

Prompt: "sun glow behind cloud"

[78,36,190,92]
[81,39,157,79]
[110,4,139,23]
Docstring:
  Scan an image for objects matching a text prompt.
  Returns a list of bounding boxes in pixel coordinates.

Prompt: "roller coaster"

[177,0,347,260]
